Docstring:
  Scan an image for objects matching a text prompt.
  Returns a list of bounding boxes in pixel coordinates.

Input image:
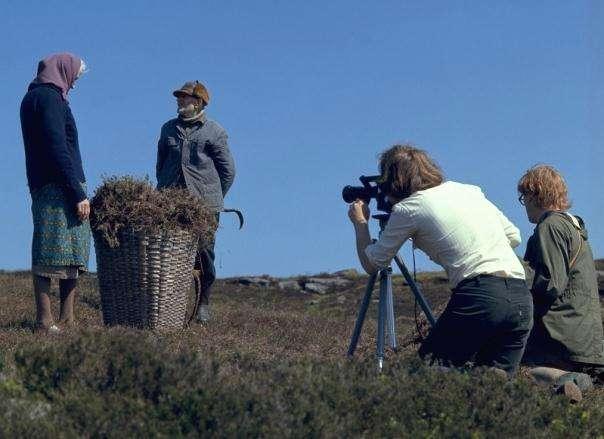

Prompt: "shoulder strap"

[562,213,583,270]
[569,231,583,270]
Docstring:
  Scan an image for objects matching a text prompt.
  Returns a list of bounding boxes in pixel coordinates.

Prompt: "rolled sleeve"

[364,206,415,268]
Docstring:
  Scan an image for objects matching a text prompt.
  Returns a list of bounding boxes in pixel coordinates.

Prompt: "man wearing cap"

[156,81,235,322]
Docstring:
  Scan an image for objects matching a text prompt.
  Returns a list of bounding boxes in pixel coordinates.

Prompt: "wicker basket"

[93,228,198,329]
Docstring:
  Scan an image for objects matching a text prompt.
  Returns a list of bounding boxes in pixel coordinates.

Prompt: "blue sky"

[1,1,602,277]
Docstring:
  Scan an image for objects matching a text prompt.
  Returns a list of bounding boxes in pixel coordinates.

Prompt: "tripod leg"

[347,272,378,357]
[377,271,387,370]
[393,255,436,326]
[384,267,397,351]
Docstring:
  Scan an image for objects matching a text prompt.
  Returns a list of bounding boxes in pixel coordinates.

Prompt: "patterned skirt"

[31,183,91,272]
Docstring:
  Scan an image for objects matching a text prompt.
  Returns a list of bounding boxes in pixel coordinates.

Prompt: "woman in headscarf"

[20,52,90,333]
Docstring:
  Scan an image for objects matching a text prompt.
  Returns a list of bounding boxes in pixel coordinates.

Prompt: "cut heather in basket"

[90,176,216,248]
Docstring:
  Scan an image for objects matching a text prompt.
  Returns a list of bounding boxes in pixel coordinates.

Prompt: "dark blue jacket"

[20,83,87,204]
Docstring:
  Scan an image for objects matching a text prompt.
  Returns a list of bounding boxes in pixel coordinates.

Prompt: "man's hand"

[76,199,90,222]
[348,199,370,225]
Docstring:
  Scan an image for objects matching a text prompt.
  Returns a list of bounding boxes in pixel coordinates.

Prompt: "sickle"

[222,208,244,229]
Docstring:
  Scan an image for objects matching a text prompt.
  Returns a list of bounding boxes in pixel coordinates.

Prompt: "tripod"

[347,214,436,370]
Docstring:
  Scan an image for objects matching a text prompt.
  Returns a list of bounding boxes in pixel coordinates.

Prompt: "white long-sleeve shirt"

[365,181,526,288]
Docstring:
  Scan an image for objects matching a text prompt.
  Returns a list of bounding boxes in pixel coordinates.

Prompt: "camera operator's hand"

[348,199,370,225]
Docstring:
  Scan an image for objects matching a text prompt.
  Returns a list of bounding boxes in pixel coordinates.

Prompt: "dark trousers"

[194,213,219,305]
[418,275,533,374]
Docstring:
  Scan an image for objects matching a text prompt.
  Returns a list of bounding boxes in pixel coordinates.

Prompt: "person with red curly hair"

[519,165,604,392]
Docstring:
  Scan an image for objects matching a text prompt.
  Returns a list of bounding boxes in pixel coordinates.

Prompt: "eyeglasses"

[518,194,526,206]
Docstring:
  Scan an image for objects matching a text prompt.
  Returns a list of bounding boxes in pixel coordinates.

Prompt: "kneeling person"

[348,144,532,375]
[519,165,604,385]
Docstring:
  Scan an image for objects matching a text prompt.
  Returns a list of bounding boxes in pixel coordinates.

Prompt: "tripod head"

[372,213,391,231]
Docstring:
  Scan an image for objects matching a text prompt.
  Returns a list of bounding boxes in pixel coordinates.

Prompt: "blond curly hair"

[517,165,571,210]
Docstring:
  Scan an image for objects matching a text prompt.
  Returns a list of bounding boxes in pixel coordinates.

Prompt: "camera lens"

[342,186,368,203]
[342,186,356,203]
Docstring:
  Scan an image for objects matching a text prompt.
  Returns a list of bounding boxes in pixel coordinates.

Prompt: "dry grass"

[0,269,452,362]
[1,265,601,363]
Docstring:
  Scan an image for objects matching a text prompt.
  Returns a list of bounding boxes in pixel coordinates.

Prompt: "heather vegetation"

[90,176,216,248]
[0,267,603,437]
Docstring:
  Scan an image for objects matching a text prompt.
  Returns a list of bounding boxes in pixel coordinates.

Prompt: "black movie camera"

[341,175,392,213]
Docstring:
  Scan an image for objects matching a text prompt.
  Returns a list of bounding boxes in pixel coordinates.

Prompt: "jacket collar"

[177,111,207,127]
[539,210,588,238]
[28,82,64,98]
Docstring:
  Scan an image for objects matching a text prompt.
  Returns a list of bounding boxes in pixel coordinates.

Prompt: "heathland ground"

[0,262,603,437]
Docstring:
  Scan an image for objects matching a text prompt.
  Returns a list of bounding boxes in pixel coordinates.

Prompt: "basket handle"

[187,270,203,327]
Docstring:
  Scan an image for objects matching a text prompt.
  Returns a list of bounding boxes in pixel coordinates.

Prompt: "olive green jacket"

[524,211,604,365]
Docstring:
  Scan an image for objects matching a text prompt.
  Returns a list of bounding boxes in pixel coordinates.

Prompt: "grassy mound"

[2,330,602,438]
[90,176,216,248]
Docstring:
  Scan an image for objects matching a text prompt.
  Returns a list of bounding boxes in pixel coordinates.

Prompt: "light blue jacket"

[156,114,235,210]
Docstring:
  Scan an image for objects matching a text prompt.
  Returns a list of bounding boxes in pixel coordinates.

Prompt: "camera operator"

[348,144,532,375]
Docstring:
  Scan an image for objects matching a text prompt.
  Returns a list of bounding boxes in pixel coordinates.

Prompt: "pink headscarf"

[31,52,83,100]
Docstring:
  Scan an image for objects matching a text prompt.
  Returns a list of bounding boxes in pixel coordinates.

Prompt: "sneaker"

[554,372,594,393]
[196,304,211,323]
[556,381,582,403]
[34,323,61,335]
[48,324,61,334]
